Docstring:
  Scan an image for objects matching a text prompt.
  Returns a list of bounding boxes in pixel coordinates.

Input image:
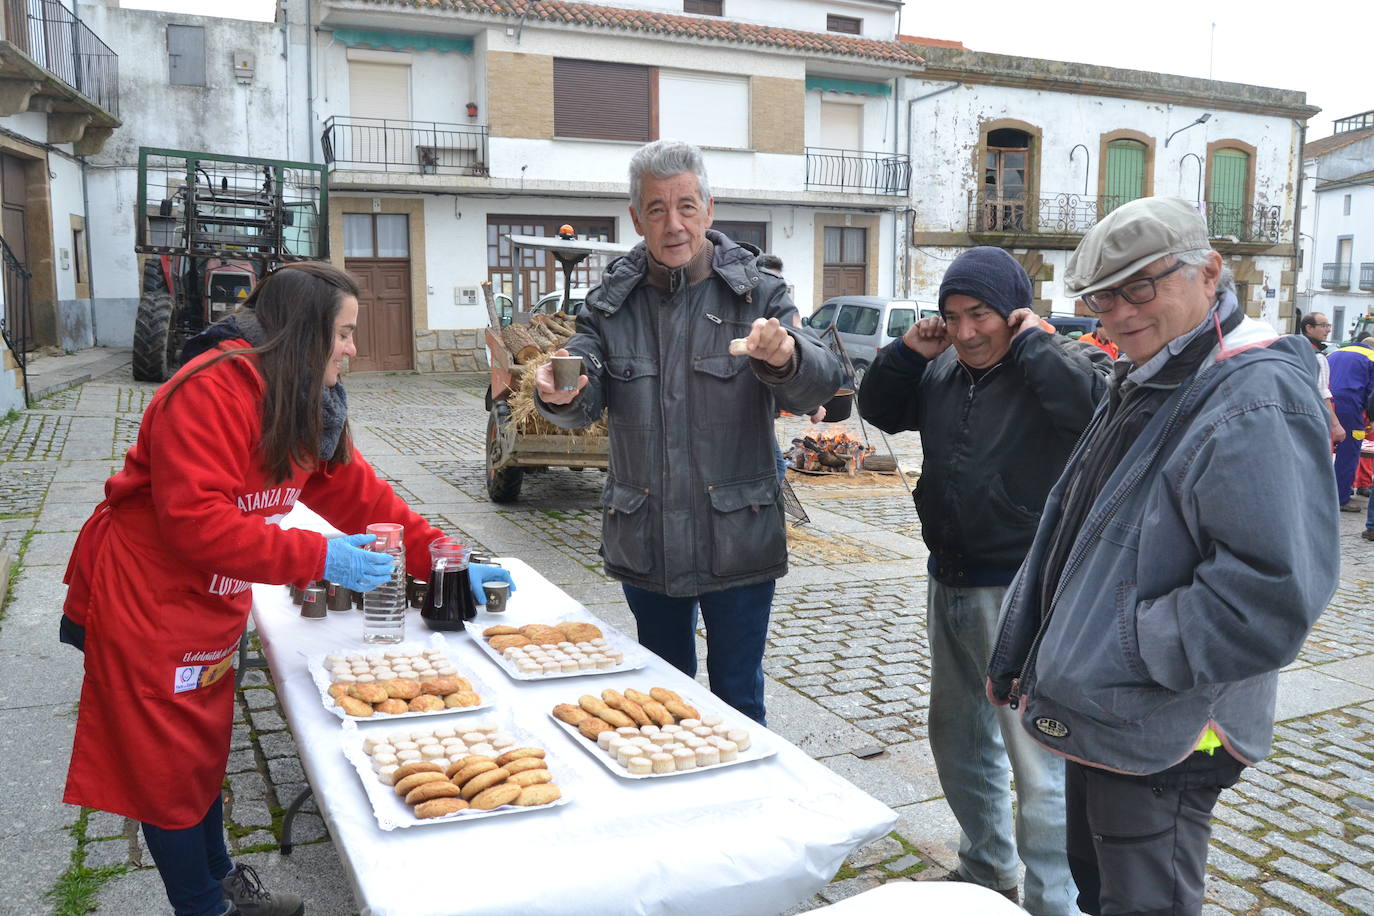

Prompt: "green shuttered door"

[1104,141,1146,214]
[1210,149,1248,237]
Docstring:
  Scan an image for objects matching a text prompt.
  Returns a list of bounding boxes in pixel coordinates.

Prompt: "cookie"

[489,634,531,651]
[578,717,613,740]
[421,676,462,696]
[520,624,564,645]
[664,700,700,721]
[641,700,674,727]
[394,771,448,797]
[503,756,548,775]
[495,747,546,767]
[382,678,421,700]
[470,782,522,810]
[450,760,498,786]
[623,688,655,706]
[374,698,409,715]
[391,761,445,782]
[408,695,446,712]
[557,622,602,642]
[552,703,592,726]
[349,683,389,704]
[405,780,462,805]
[515,784,562,806]
[507,768,552,787]
[460,767,511,800]
[336,696,374,718]
[326,683,350,699]
[482,625,522,637]
[649,687,684,706]
[444,691,481,708]
[415,797,469,819]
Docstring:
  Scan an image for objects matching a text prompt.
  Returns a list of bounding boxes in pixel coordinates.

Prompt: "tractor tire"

[485,408,524,502]
[131,291,178,382]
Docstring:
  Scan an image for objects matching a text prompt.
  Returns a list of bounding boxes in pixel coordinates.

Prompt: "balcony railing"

[1205,203,1282,244]
[1360,263,1374,291]
[321,116,489,176]
[805,147,910,195]
[966,193,1283,244]
[4,0,119,116]
[1322,263,1351,289]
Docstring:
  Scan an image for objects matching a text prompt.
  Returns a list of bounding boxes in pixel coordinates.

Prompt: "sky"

[123,0,1364,140]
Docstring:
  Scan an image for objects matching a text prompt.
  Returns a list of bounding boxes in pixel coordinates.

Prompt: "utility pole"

[1208,23,1216,79]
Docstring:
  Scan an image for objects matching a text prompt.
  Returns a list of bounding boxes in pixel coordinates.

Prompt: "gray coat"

[987,317,1339,774]
[537,232,842,596]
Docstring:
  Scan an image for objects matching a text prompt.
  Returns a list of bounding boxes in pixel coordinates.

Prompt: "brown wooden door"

[822,226,866,299]
[346,259,412,372]
[2,154,30,341]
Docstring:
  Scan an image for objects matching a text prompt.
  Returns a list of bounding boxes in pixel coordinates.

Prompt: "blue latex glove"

[324,534,395,593]
[468,562,516,606]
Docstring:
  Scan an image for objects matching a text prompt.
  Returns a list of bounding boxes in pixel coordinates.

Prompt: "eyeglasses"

[1079,261,1186,314]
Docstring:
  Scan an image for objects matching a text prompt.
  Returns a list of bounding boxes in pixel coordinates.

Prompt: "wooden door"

[1,154,30,341]
[343,212,412,372]
[822,226,866,299]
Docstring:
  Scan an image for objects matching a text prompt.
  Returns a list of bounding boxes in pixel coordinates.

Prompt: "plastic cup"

[551,355,582,391]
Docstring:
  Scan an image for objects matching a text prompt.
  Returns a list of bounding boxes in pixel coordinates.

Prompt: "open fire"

[785,430,875,474]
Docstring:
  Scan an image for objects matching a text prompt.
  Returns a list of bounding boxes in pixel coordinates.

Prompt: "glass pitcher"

[422,537,476,631]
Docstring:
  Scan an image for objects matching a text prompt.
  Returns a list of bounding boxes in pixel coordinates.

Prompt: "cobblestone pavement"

[4,364,1374,915]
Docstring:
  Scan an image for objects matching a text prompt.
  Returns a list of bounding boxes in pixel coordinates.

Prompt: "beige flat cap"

[1065,197,1210,297]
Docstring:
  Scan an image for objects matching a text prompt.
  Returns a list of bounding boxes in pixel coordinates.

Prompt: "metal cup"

[299,586,327,619]
[325,581,352,612]
[289,584,304,605]
[482,581,510,614]
[407,575,429,609]
[551,354,583,391]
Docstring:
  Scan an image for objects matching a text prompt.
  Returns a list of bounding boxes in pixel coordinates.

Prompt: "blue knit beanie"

[938,247,1031,318]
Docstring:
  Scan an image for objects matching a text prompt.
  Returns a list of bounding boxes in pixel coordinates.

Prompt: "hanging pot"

[823,388,854,423]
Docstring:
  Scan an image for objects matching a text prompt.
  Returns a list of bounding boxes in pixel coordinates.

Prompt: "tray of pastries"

[308,635,494,720]
[467,618,647,681]
[341,715,571,829]
[549,685,775,779]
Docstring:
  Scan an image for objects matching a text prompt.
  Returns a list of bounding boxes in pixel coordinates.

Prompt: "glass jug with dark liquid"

[422,537,477,631]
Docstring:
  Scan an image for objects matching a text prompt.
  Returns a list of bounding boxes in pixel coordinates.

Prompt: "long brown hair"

[165,261,359,484]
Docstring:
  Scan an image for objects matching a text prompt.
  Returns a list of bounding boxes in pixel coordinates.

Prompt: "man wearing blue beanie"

[858,246,1110,910]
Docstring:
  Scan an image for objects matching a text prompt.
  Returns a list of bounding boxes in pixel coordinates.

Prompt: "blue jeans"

[773,439,788,482]
[622,580,774,725]
[925,579,1078,914]
[142,795,233,916]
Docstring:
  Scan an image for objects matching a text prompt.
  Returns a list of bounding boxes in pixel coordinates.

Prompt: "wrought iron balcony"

[1322,263,1351,289]
[805,147,910,195]
[1360,263,1374,291]
[321,116,489,177]
[967,192,1116,235]
[1204,203,1282,244]
[3,0,119,116]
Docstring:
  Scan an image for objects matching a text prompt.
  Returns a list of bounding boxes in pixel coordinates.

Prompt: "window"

[684,0,722,13]
[659,71,749,149]
[343,213,409,258]
[1208,147,1250,237]
[554,59,655,142]
[167,24,206,87]
[826,15,861,34]
[886,308,915,339]
[824,226,866,264]
[1103,139,1147,214]
[71,226,85,286]
[486,216,617,301]
[836,304,878,335]
[982,127,1031,230]
[808,301,838,331]
[1345,194,1353,216]
[713,221,767,252]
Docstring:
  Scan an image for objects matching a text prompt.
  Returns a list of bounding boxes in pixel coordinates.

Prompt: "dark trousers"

[1066,751,1244,916]
[1333,392,1365,503]
[142,795,233,916]
[622,580,775,725]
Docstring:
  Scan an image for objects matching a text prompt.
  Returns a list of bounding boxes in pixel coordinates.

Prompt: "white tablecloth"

[253,510,895,916]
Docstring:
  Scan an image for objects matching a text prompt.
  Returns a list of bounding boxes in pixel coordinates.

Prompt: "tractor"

[131,148,329,382]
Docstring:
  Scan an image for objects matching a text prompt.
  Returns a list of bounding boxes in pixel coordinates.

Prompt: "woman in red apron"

[60,263,511,916]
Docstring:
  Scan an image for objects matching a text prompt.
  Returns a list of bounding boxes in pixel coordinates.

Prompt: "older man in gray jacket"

[536,140,840,724]
[988,197,1338,915]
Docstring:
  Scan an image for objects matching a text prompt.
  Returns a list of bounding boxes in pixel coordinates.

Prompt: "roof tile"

[349,0,923,64]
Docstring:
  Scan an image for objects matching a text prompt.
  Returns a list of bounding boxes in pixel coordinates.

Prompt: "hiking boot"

[1341,501,1364,513]
[221,863,304,916]
[942,869,1020,903]
[1358,487,1371,497]
[1362,529,1374,541]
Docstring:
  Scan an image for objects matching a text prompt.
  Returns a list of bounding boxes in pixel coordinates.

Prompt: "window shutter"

[554,59,654,142]
[1104,140,1146,214]
[1209,149,1248,236]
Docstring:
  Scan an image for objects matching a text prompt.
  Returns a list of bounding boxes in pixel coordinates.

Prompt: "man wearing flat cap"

[859,246,1108,910]
[987,197,1338,914]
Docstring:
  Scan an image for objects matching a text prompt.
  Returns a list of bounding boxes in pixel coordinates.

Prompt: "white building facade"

[1298,113,1374,343]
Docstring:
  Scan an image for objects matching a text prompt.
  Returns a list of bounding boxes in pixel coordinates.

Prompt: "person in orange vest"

[1081,326,1119,359]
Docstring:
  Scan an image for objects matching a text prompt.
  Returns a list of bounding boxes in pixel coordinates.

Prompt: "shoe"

[1359,487,1371,497]
[1362,530,1374,541]
[221,864,304,916]
[942,869,1020,903]
[1341,502,1363,513]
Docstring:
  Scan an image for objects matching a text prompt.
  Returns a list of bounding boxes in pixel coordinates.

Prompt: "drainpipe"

[306,0,316,163]
[79,155,96,344]
[891,77,901,298]
[1290,116,1307,334]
